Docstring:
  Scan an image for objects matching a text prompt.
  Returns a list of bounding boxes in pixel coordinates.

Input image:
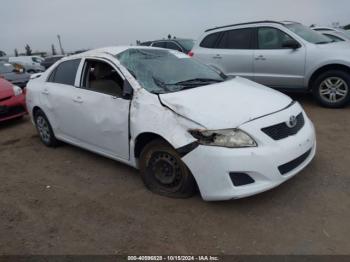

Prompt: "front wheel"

[312,70,350,108]
[139,139,197,198]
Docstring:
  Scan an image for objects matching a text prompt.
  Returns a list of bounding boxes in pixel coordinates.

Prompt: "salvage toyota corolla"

[26,46,316,201]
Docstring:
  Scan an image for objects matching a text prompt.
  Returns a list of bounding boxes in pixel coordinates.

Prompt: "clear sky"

[0,0,349,54]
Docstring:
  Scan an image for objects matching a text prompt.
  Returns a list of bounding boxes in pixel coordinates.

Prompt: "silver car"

[312,27,350,42]
[8,56,45,74]
[191,21,350,108]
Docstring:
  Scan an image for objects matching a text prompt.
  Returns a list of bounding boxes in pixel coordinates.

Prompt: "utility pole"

[57,34,65,55]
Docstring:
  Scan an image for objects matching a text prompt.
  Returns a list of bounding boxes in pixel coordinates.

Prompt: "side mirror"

[122,79,134,100]
[282,39,301,49]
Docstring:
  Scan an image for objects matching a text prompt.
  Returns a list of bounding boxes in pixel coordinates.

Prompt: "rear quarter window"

[200,32,221,48]
[47,59,81,86]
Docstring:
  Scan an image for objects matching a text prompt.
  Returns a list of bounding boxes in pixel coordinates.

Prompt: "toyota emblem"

[286,115,297,128]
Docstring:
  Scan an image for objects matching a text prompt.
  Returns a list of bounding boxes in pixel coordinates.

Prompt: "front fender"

[129,89,201,164]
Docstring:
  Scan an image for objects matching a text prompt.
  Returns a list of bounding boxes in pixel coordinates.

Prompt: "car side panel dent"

[129,88,200,167]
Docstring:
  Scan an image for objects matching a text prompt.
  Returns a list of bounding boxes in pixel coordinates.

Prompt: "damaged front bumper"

[182,103,316,201]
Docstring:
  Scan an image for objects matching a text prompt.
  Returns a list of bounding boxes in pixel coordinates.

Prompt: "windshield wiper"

[316,41,333,44]
[172,78,224,86]
[152,76,171,91]
[152,77,223,93]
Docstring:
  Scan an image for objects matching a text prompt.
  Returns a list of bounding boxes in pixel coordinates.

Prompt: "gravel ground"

[0,94,349,255]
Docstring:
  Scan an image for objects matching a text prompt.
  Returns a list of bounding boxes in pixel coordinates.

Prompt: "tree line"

[0,44,59,57]
[14,43,58,57]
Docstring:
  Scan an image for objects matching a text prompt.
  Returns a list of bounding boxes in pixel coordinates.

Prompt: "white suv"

[9,56,45,73]
[191,21,350,108]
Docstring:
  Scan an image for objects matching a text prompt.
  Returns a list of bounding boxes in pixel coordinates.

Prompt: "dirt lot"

[0,94,349,255]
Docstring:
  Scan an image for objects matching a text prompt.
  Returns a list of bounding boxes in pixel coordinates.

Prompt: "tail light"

[188,51,194,57]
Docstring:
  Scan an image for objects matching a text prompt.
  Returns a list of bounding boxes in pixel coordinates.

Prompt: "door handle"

[255,55,266,61]
[41,89,49,95]
[212,54,222,59]
[73,96,83,104]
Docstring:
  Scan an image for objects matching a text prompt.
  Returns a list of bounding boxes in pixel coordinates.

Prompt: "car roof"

[62,46,168,60]
[142,38,193,43]
[204,20,298,32]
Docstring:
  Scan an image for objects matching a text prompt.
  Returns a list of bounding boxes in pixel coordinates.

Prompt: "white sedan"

[26,46,316,201]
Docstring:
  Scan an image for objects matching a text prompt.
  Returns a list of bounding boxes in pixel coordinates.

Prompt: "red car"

[0,77,27,122]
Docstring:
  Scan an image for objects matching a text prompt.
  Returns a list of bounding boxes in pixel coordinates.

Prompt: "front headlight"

[189,129,257,148]
[12,85,23,96]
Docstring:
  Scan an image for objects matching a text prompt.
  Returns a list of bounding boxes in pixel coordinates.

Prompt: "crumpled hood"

[159,77,292,129]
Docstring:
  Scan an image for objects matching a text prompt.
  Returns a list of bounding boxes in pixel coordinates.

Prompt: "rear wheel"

[139,139,196,198]
[312,70,350,108]
[34,110,59,147]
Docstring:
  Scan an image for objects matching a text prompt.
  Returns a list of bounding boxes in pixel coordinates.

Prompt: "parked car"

[0,77,27,122]
[140,38,195,54]
[191,21,350,108]
[26,46,316,201]
[312,27,350,42]
[0,62,30,88]
[9,56,45,73]
[40,55,64,69]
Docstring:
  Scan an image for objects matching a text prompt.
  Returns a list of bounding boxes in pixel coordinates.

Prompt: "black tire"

[139,139,197,198]
[34,110,59,147]
[312,70,350,108]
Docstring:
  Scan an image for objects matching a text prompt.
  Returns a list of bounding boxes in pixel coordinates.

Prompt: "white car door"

[40,58,82,135]
[67,57,130,160]
[253,27,306,89]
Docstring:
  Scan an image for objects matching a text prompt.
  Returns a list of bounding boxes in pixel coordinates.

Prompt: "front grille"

[261,113,305,140]
[278,149,312,175]
[0,106,25,118]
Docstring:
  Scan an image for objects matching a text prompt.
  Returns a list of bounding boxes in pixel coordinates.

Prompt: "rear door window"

[216,28,253,49]
[48,59,81,85]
